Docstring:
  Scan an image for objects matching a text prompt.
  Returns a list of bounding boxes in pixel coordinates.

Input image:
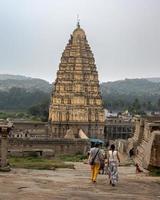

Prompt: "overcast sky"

[0,0,160,83]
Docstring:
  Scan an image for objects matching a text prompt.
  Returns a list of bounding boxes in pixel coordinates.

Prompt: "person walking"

[107,144,120,186]
[99,146,106,175]
[88,143,104,183]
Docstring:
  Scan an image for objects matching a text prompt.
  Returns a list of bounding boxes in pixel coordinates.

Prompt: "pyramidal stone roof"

[49,24,105,138]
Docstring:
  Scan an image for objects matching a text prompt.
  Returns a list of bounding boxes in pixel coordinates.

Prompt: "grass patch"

[9,156,74,170]
[149,166,160,176]
[58,154,87,162]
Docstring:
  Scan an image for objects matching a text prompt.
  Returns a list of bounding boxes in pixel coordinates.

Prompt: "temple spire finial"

[77,14,80,28]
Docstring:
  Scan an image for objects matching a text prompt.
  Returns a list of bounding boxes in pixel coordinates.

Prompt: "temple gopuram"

[49,23,105,139]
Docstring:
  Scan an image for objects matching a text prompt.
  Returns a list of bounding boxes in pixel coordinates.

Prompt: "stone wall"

[0,121,90,158]
[149,131,160,168]
[0,138,89,157]
[9,121,50,139]
[127,116,160,169]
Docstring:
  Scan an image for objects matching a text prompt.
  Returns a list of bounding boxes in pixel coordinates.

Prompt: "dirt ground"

[0,163,160,200]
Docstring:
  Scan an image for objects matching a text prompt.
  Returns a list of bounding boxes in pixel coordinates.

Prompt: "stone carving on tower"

[49,22,105,139]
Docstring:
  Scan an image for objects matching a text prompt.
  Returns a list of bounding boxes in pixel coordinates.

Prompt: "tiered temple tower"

[49,23,105,139]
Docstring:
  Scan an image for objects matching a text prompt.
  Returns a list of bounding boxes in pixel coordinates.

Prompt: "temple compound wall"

[0,138,89,157]
[127,116,160,169]
[0,120,89,158]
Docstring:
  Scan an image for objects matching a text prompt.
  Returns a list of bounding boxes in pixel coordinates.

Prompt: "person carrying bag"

[88,143,104,183]
[89,148,100,165]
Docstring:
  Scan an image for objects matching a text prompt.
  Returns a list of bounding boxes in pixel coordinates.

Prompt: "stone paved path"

[0,163,160,200]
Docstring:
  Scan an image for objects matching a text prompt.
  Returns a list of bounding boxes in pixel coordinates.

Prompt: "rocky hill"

[0,74,159,111]
[0,74,52,93]
[101,78,160,96]
[0,74,51,110]
[146,77,160,83]
[101,78,160,111]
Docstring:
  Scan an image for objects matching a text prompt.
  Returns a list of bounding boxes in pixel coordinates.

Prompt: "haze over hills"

[0,74,52,93]
[0,74,160,94]
[0,74,160,90]
[100,78,160,110]
[0,74,159,111]
[146,77,160,83]
[0,74,51,110]
[0,74,31,80]
[101,78,160,96]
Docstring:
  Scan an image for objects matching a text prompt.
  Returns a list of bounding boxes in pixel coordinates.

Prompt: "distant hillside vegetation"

[0,74,31,80]
[101,78,160,96]
[0,74,51,110]
[101,78,160,111]
[0,74,159,112]
[146,77,160,83]
[0,74,51,92]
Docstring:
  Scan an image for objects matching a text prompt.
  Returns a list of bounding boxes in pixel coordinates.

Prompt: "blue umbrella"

[89,138,104,144]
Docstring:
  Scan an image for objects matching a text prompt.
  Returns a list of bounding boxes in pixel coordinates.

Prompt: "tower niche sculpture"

[49,23,105,139]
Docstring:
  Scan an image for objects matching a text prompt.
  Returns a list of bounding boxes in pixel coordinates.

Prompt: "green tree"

[147,101,152,110]
[133,98,141,111]
[28,100,50,122]
[128,98,141,114]
[157,99,160,111]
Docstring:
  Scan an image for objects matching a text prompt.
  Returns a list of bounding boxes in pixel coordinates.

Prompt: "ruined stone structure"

[0,120,13,171]
[0,120,89,158]
[49,23,105,139]
[7,138,89,157]
[104,116,134,140]
[9,120,50,139]
[128,116,160,169]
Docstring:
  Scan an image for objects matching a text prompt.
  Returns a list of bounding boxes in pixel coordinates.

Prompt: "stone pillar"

[1,127,8,168]
[0,123,13,172]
